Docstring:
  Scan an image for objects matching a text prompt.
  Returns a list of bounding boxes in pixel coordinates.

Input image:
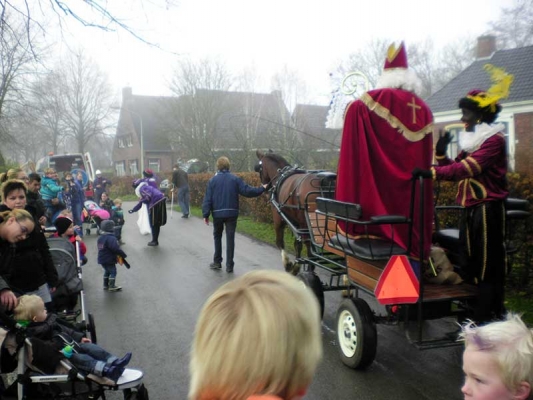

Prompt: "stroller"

[0,310,148,399]
[48,237,97,344]
[82,201,110,236]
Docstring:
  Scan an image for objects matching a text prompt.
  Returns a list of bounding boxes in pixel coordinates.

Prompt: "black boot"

[149,226,160,246]
[108,278,122,291]
[112,352,132,369]
[102,365,124,382]
[103,277,109,291]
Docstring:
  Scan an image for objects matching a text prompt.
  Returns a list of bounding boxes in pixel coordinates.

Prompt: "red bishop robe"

[335,88,434,261]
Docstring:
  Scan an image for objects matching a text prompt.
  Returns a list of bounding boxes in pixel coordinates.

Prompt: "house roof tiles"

[426,45,533,113]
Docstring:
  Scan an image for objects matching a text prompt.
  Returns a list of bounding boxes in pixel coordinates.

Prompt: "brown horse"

[255,149,335,274]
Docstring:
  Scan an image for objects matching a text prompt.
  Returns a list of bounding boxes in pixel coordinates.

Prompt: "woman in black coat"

[0,180,58,310]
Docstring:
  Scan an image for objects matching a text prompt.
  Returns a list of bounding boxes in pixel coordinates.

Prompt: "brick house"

[113,87,177,176]
[426,36,533,175]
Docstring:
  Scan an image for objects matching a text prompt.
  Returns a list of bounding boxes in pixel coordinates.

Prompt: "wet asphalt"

[79,202,465,400]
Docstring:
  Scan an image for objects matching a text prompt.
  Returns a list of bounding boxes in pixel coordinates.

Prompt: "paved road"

[80,202,465,400]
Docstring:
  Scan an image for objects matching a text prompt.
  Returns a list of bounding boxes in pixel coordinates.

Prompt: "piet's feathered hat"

[458,64,514,122]
[375,41,422,95]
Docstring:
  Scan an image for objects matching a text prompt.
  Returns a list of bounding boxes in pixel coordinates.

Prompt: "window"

[127,136,133,147]
[115,161,125,176]
[148,158,160,173]
[129,160,138,176]
[118,138,125,148]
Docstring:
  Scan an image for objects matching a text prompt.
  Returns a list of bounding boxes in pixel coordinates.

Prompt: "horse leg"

[273,213,285,250]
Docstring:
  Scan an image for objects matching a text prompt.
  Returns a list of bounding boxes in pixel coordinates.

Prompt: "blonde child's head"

[14,295,47,323]
[189,270,322,400]
[113,198,122,208]
[460,314,533,400]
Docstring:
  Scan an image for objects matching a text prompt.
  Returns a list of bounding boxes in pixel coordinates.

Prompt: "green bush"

[189,172,273,223]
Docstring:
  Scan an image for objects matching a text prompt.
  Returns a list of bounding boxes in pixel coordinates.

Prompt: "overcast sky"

[43,0,514,106]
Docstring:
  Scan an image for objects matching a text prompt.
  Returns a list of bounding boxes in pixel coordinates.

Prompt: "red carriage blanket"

[335,88,434,261]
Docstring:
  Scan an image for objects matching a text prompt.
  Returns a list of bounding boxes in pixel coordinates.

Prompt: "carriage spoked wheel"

[88,313,98,344]
[297,271,324,319]
[336,298,377,369]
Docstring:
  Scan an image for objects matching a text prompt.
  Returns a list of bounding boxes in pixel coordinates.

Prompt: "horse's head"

[255,149,290,186]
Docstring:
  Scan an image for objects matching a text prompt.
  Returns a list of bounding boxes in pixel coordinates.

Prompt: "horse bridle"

[257,157,281,192]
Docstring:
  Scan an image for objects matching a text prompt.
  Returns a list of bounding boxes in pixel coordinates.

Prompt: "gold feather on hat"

[467,64,514,112]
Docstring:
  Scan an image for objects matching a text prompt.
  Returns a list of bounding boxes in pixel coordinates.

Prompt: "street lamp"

[112,106,144,177]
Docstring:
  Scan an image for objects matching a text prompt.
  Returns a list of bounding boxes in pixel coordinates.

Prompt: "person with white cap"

[93,170,112,204]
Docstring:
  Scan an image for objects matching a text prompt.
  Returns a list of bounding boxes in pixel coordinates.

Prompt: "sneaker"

[112,352,132,369]
[103,287,109,291]
[147,241,159,246]
[108,286,122,292]
[181,214,189,219]
[102,365,125,382]
[209,262,222,270]
[226,266,234,273]
[119,240,126,245]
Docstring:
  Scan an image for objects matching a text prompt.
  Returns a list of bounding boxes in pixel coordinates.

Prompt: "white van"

[35,152,96,197]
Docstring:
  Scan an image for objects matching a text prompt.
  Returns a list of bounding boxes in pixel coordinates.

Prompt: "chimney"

[122,87,133,103]
[476,35,496,59]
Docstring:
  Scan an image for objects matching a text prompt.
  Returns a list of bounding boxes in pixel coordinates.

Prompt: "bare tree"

[58,49,114,153]
[0,11,43,164]
[270,65,310,113]
[167,57,234,162]
[25,70,66,154]
[490,0,533,48]
[336,38,391,90]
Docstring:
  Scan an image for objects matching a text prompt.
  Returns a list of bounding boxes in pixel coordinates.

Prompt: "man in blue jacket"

[202,157,267,273]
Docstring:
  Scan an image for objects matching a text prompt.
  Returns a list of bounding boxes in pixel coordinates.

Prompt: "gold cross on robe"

[407,97,421,124]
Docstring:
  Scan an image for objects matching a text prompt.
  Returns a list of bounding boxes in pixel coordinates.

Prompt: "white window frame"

[148,158,160,173]
[115,161,125,176]
[118,138,125,148]
[129,160,138,176]
[127,136,133,147]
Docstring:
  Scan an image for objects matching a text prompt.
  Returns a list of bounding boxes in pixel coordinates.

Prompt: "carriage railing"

[315,197,411,262]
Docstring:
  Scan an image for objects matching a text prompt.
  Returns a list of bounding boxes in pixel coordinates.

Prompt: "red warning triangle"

[374,255,419,305]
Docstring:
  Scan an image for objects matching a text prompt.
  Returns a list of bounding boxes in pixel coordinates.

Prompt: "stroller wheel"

[86,229,91,235]
[88,313,98,344]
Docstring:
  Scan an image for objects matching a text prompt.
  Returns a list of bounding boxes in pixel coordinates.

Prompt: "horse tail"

[281,249,300,276]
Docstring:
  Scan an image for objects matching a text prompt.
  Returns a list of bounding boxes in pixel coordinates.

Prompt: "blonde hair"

[14,295,44,321]
[189,270,322,400]
[0,208,34,225]
[461,314,533,395]
[216,156,230,171]
[114,198,122,206]
[0,168,23,183]
[44,168,56,175]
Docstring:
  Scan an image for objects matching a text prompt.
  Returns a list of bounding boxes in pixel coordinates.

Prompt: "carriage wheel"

[336,298,377,369]
[297,271,324,319]
[88,313,98,344]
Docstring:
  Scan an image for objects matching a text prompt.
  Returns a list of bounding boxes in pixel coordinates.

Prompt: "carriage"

[256,94,530,370]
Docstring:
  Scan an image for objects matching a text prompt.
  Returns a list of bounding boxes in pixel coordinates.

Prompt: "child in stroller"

[83,200,110,235]
[0,303,148,399]
[14,295,131,382]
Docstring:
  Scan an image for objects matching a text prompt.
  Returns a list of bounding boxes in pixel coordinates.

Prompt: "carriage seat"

[433,198,531,258]
[316,197,409,261]
[316,171,337,181]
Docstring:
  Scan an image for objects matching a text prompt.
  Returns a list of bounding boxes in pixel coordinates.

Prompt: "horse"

[255,149,335,275]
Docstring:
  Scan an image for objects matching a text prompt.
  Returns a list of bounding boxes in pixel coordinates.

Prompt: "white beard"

[459,122,505,153]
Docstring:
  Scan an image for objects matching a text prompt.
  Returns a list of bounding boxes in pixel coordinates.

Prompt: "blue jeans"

[71,201,84,237]
[178,186,190,216]
[71,342,117,376]
[213,217,237,268]
[101,264,117,279]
